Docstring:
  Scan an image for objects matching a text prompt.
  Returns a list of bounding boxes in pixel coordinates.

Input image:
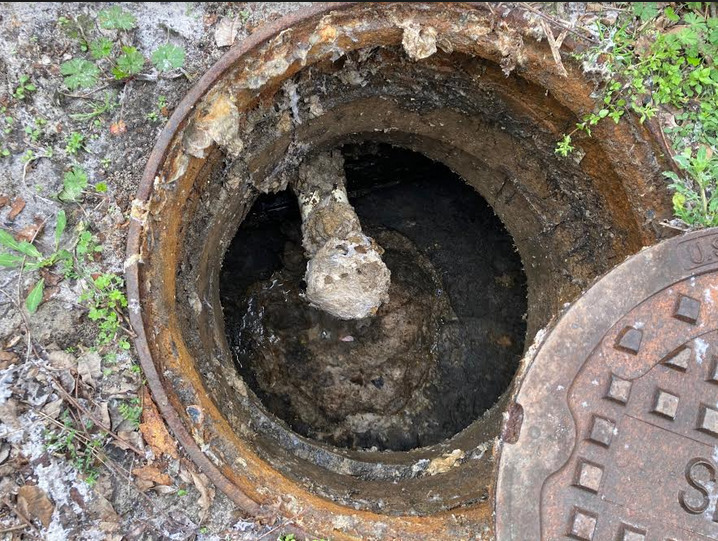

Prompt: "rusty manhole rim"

[125,2,675,538]
[125,3,360,516]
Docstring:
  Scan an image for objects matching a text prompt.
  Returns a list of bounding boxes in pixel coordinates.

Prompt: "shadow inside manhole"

[220,143,527,451]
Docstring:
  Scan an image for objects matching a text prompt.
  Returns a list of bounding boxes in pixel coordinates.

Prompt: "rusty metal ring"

[126,3,674,538]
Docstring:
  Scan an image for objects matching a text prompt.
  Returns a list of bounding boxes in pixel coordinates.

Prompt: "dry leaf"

[0,350,19,368]
[7,197,26,221]
[47,349,76,371]
[94,493,120,533]
[190,470,214,513]
[426,449,465,475]
[214,17,240,48]
[0,195,9,208]
[151,484,176,495]
[132,465,172,486]
[17,484,54,528]
[42,285,59,303]
[16,217,45,242]
[178,460,194,484]
[77,352,101,387]
[203,12,218,27]
[139,388,179,459]
[40,270,63,287]
[134,477,155,492]
[95,401,111,428]
[110,120,127,136]
[0,399,20,435]
[0,442,10,464]
[42,398,64,419]
[112,429,144,451]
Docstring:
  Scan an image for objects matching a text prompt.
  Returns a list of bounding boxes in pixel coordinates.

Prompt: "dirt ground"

[0,3,310,540]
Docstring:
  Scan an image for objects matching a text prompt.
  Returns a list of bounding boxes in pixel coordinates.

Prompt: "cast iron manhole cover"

[495,229,718,541]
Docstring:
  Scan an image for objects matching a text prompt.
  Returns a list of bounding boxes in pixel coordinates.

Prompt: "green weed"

[65,132,85,155]
[558,2,718,227]
[79,272,130,349]
[44,409,103,485]
[118,398,142,427]
[14,74,37,100]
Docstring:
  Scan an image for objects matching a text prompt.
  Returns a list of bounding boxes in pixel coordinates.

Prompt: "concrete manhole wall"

[126,3,674,539]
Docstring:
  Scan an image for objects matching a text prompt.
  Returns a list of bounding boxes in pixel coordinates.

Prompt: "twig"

[256,520,294,541]
[540,20,569,77]
[521,3,598,44]
[0,524,28,533]
[60,84,110,99]
[659,220,691,232]
[1,497,40,536]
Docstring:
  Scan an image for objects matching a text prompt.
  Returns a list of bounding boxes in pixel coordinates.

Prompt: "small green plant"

[69,92,118,123]
[79,272,130,348]
[44,409,103,485]
[118,398,142,427]
[74,228,102,262]
[59,166,89,202]
[65,132,85,155]
[554,134,575,158]
[14,74,37,100]
[3,113,13,135]
[146,95,168,122]
[177,488,188,497]
[58,14,94,51]
[97,5,136,31]
[89,37,113,60]
[0,212,71,313]
[665,146,718,226]
[60,58,100,90]
[151,44,185,72]
[112,46,144,79]
[24,117,46,143]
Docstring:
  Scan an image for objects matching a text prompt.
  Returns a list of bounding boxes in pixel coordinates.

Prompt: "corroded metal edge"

[125,1,355,519]
[126,2,677,538]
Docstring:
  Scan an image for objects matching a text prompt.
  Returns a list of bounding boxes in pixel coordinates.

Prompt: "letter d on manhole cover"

[495,229,718,541]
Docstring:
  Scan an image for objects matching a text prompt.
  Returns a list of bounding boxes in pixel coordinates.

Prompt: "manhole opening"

[220,142,527,451]
[130,4,674,535]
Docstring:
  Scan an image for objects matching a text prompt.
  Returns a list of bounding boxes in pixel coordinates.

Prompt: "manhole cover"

[495,229,718,540]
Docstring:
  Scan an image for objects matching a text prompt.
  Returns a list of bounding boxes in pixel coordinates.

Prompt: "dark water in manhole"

[220,143,527,451]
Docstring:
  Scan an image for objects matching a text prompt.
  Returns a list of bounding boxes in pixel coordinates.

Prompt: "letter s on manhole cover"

[495,229,718,541]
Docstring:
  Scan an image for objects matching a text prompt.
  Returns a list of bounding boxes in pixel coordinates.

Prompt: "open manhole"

[220,142,527,452]
[126,3,675,539]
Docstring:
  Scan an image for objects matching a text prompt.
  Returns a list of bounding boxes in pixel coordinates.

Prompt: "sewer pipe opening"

[127,3,674,539]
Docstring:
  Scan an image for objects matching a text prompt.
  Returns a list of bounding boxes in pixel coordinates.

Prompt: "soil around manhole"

[221,144,527,451]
